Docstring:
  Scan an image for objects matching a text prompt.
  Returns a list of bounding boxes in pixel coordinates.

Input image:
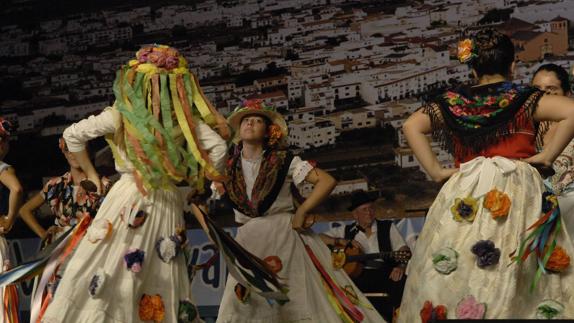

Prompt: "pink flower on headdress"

[135,45,181,70]
[165,56,179,69]
[137,47,153,63]
[243,99,264,110]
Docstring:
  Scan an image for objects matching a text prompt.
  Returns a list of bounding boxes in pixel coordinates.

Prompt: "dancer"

[42,45,228,322]
[532,64,574,238]
[0,118,21,322]
[399,29,574,321]
[216,100,385,323]
[20,138,112,321]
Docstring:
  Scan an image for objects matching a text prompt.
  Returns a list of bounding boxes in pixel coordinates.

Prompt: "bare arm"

[19,193,47,238]
[402,108,457,182]
[0,167,23,230]
[527,95,574,165]
[63,108,118,193]
[292,168,336,231]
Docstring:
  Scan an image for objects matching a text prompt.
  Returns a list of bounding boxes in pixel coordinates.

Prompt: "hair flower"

[457,38,476,63]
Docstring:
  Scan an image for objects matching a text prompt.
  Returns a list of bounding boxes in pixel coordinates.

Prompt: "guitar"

[332,246,411,278]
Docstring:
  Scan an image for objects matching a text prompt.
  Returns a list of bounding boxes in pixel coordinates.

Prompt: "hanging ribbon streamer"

[190,204,289,302]
[3,283,19,323]
[301,237,365,323]
[510,189,561,292]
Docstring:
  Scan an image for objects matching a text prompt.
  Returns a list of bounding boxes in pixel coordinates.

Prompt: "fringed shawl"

[422,81,546,158]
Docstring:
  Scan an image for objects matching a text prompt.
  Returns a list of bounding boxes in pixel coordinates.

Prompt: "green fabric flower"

[432,247,458,274]
[536,300,564,319]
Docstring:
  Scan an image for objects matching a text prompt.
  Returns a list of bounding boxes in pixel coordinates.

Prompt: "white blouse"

[233,155,314,224]
[63,107,228,175]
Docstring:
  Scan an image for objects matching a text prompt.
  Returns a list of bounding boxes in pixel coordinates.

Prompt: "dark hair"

[533,63,571,94]
[468,28,515,78]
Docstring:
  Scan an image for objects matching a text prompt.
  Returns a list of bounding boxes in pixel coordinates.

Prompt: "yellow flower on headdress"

[457,39,475,63]
[136,63,159,74]
[498,99,509,108]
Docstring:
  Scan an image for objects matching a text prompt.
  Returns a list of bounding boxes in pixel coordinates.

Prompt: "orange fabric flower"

[267,124,283,146]
[545,246,571,272]
[264,255,283,273]
[457,39,475,63]
[483,189,511,219]
[139,294,165,322]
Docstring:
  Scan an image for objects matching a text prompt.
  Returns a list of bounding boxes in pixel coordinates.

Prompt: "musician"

[320,190,410,322]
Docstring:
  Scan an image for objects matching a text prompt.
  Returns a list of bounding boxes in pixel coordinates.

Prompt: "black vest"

[344,220,395,269]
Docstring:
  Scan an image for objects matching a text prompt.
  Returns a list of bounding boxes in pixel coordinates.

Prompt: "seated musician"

[320,190,410,322]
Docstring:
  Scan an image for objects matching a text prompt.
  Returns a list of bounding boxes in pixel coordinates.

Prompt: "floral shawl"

[224,146,293,218]
[43,172,112,227]
[423,81,545,158]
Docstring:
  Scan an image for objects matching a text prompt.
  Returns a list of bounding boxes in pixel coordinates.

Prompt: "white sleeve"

[194,122,227,174]
[63,107,119,152]
[289,156,315,186]
[323,224,346,239]
[390,223,408,251]
[0,162,10,174]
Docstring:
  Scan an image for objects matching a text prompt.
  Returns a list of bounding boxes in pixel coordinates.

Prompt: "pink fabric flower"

[456,295,486,319]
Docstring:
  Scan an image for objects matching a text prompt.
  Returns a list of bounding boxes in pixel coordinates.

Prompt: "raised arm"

[63,108,118,192]
[402,108,457,182]
[527,95,574,166]
[292,167,336,232]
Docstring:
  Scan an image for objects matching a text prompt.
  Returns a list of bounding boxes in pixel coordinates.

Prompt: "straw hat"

[227,100,288,144]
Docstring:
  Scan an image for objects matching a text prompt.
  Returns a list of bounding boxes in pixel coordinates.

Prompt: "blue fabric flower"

[124,249,145,273]
[471,240,500,268]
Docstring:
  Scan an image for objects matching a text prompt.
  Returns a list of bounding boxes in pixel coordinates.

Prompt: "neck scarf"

[224,145,293,218]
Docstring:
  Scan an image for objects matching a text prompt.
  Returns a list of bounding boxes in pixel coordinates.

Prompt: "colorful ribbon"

[510,190,561,292]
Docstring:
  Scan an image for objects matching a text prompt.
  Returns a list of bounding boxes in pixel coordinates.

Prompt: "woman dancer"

[0,118,21,322]
[532,64,574,238]
[20,138,112,321]
[216,100,385,323]
[399,29,574,321]
[42,45,228,322]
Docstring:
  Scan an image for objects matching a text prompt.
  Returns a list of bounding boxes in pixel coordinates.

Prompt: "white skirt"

[216,212,385,323]
[398,157,574,321]
[42,174,199,323]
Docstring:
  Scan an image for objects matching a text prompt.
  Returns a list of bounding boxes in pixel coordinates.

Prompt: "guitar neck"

[346,251,396,263]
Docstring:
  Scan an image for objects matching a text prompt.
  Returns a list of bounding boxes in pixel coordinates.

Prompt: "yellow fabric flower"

[136,63,159,74]
[451,197,479,222]
[499,98,509,108]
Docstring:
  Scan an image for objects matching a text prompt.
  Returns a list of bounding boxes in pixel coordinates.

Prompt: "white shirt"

[325,220,407,253]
